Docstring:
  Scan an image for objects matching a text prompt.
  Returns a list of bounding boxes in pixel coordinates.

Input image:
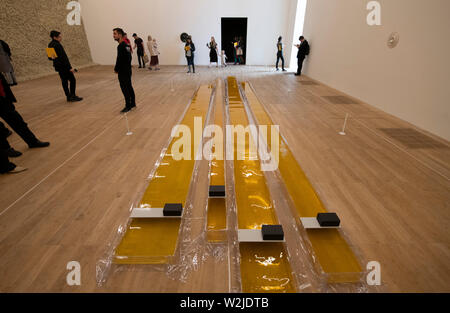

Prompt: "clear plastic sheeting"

[97,84,217,285]
[226,76,298,293]
[239,80,382,292]
[205,79,228,243]
[96,76,382,293]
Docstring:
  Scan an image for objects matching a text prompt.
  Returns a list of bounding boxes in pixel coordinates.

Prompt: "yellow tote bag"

[46,48,57,59]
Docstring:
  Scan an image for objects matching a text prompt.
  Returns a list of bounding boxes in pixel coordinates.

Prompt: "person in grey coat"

[0,40,17,86]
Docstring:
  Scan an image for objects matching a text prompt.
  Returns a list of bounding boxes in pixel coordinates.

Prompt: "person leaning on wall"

[295,35,310,76]
[48,30,83,102]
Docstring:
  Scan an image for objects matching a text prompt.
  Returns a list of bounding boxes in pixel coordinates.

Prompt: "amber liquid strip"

[227,77,296,292]
[114,85,213,264]
[242,82,362,283]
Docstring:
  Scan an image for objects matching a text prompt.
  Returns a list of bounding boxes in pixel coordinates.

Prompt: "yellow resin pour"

[227,77,295,292]
[207,80,227,242]
[242,82,362,283]
[114,85,212,264]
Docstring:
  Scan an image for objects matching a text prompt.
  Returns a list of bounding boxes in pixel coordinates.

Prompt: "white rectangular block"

[238,229,285,242]
[130,207,182,218]
[300,217,341,229]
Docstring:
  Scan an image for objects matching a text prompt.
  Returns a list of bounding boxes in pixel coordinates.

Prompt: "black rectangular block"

[317,213,340,227]
[209,185,225,197]
[163,203,183,217]
[261,225,284,241]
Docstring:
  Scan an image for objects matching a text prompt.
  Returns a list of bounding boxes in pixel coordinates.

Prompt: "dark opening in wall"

[221,17,248,65]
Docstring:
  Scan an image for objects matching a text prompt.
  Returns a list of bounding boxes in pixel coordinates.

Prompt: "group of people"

[275,35,310,75]
[182,34,309,75]
[131,33,161,71]
[0,29,310,175]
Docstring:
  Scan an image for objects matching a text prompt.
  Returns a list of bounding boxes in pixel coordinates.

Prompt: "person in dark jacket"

[185,36,196,73]
[295,36,310,76]
[113,28,136,114]
[48,30,83,102]
[0,73,50,153]
[276,36,286,71]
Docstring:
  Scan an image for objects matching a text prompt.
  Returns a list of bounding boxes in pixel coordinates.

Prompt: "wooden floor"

[0,65,448,292]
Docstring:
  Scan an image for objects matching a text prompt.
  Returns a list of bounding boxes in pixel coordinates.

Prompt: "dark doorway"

[221,18,248,65]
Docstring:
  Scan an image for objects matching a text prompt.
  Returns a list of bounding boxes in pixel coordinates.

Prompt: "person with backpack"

[295,36,310,76]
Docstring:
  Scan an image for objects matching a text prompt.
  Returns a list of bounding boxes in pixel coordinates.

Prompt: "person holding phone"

[295,36,310,76]
[48,30,83,102]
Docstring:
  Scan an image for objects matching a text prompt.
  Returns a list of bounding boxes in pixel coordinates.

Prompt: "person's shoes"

[130,104,137,110]
[276,68,279,71]
[187,70,191,73]
[282,69,287,72]
[294,73,301,76]
[6,128,13,137]
[120,107,132,114]
[29,140,50,148]
[6,166,27,174]
[67,96,83,102]
[7,148,22,158]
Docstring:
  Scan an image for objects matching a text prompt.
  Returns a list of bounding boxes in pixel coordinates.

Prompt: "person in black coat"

[113,28,136,114]
[0,73,49,174]
[295,36,310,76]
[48,30,83,102]
[185,36,196,73]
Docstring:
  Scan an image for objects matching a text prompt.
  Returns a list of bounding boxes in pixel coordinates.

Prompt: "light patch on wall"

[289,0,308,70]
[67,1,81,26]
[367,1,381,26]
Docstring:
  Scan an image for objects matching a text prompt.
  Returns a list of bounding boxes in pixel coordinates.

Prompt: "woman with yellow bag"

[184,36,196,74]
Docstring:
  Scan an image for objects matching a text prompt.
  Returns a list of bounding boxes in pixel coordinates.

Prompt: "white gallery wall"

[79,0,298,66]
[302,0,450,140]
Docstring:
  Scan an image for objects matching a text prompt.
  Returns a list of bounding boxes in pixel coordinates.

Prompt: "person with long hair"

[147,36,160,71]
[276,36,286,71]
[206,36,219,67]
[185,36,196,73]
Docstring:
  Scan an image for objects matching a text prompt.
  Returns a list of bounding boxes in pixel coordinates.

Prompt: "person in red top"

[123,33,133,53]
